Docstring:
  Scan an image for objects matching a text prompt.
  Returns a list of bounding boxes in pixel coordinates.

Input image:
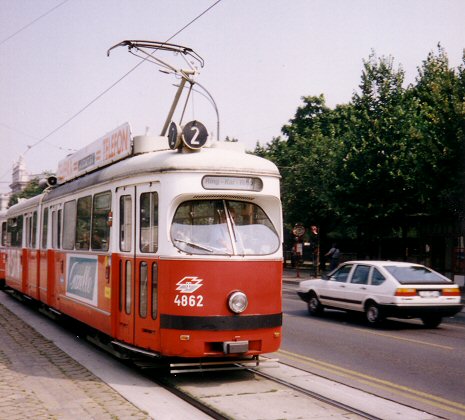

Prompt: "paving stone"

[0,302,151,420]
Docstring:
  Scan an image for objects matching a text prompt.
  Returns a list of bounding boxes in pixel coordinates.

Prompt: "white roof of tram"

[38,139,281,203]
[6,129,281,211]
[55,124,280,186]
[108,143,280,178]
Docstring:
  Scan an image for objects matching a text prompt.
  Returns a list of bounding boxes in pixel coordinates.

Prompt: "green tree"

[332,53,424,252]
[255,47,465,259]
[255,96,339,233]
[408,45,465,219]
[8,175,51,207]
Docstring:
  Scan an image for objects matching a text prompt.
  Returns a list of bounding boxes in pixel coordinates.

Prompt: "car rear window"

[384,266,451,285]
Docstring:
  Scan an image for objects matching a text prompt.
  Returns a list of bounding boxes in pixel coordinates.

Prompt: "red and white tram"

[2,41,283,369]
[3,124,283,366]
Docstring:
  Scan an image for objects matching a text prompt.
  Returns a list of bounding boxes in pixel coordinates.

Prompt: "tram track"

[134,358,382,420]
[135,355,438,419]
[151,375,231,420]
[248,366,381,420]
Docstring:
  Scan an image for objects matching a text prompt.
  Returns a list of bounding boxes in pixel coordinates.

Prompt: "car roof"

[342,260,424,267]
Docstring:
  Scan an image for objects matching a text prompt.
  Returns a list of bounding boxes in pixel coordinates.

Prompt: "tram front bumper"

[223,340,249,354]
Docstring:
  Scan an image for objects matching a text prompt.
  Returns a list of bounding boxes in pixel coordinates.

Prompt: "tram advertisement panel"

[57,123,132,184]
[6,249,22,282]
[66,255,98,306]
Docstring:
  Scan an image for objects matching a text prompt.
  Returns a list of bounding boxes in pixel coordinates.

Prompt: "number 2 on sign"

[174,294,204,307]
[189,126,200,145]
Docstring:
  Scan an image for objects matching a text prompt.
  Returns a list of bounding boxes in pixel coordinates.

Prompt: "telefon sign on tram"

[57,123,132,184]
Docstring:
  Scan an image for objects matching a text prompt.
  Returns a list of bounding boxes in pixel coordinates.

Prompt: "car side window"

[371,268,386,286]
[331,265,352,282]
[351,265,370,285]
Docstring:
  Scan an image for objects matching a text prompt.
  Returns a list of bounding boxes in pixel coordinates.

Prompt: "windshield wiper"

[174,238,213,252]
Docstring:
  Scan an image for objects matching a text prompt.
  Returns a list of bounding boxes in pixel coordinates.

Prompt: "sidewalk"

[0,298,150,419]
[0,292,208,420]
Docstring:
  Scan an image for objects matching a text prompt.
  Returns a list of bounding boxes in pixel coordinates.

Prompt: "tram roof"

[44,142,280,201]
[6,192,45,214]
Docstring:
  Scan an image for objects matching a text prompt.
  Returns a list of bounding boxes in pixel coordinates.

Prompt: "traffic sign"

[168,121,181,149]
[292,224,306,237]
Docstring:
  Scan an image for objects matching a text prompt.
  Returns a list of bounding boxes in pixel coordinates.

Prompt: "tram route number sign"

[182,120,208,149]
[168,121,181,150]
[292,224,306,238]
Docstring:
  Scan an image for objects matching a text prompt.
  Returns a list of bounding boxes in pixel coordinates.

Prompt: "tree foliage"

[8,172,53,207]
[254,46,465,254]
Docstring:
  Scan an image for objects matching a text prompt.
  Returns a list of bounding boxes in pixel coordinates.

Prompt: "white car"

[297,261,463,327]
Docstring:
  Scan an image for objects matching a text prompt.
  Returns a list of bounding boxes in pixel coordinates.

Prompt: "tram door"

[115,184,160,350]
[24,211,39,299]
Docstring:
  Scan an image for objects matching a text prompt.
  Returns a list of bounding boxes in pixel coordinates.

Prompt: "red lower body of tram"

[4,249,282,360]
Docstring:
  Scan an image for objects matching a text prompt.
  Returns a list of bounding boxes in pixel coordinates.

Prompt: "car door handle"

[360,287,367,290]
[339,285,346,288]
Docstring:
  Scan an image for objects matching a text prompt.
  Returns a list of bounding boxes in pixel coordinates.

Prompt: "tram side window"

[91,191,111,251]
[51,209,62,249]
[125,260,132,315]
[1,221,6,246]
[119,195,132,252]
[41,208,48,249]
[152,263,158,320]
[139,262,148,318]
[32,211,37,248]
[119,260,124,312]
[52,211,57,248]
[25,213,37,248]
[57,209,62,249]
[25,213,36,248]
[7,216,23,247]
[25,215,32,248]
[140,192,158,253]
[63,200,77,250]
[75,196,91,250]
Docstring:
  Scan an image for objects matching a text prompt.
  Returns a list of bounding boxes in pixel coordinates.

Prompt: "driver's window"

[331,265,353,282]
[171,199,279,256]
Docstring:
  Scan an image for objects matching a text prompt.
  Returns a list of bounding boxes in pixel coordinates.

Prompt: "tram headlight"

[228,291,248,314]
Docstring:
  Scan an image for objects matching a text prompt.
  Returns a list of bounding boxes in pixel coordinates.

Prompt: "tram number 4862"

[174,294,204,307]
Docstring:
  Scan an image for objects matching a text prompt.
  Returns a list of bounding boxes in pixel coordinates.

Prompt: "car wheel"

[421,316,442,328]
[365,302,383,325]
[307,293,324,316]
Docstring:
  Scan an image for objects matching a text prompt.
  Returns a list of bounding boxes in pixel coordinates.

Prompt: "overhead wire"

[0,0,73,186]
[1,0,222,186]
[0,0,71,47]
[24,0,222,153]
[0,122,75,153]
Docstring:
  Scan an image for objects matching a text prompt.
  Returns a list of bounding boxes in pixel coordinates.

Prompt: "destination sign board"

[57,123,132,184]
[202,176,263,191]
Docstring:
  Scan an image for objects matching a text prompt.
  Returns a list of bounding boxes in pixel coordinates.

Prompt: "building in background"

[0,193,9,211]
[9,155,29,194]
[0,155,42,211]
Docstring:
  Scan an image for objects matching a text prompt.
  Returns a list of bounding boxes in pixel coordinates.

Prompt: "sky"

[1,0,465,193]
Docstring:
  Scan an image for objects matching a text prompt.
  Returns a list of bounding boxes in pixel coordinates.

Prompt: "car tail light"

[442,287,460,296]
[395,288,417,297]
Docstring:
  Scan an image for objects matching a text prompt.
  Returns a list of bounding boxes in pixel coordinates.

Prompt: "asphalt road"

[281,283,465,420]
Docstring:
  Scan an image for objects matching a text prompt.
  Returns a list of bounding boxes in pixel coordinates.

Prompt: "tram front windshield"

[171,200,279,256]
